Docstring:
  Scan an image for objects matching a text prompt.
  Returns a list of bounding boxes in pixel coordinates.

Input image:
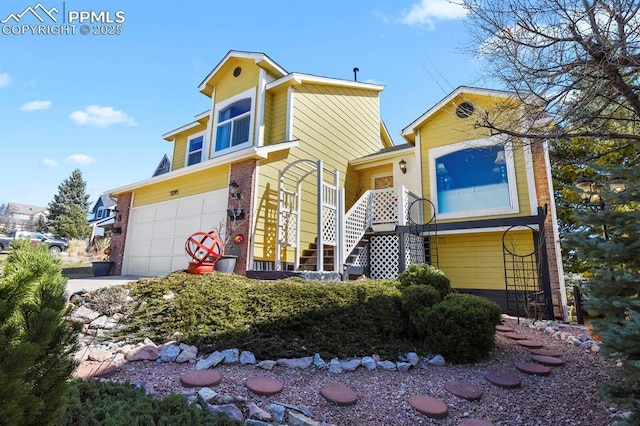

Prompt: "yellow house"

[107,51,566,319]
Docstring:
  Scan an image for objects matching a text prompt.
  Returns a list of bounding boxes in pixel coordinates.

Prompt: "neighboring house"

[107,50,566,319]
[88,194,117,239]
[152,154,172,177]
[2,203,48,232]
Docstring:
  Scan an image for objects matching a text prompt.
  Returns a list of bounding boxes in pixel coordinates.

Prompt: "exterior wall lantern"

[229,180,241,199]
[399,159,407,174]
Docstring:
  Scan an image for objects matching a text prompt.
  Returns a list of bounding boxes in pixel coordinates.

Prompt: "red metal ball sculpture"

[185,231,224,274]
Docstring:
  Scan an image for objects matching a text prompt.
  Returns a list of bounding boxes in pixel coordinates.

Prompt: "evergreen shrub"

[400,284,441,340]
[59,379,235,425]
[0,240,81,425]
[397,263,453,299]
[120,272,406,359]
[418,293,502,363]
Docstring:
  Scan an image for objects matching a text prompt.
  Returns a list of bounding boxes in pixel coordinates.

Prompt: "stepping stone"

[531,355,565,367]
[529,348,562,357]
[74,362,117,379]
[460,420,496,426]
[517,339,543,348]
[444,381,483,401]
[503,332,528,340]
[495,325,514,332]
[246,376,284,396]
[515,362,552,376]
[484,371,521,389]
[319,383,358,406]
[408,395,448,419]
[180,370,222,387]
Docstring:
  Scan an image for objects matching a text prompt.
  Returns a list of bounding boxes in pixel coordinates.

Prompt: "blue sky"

[0,0,490,209]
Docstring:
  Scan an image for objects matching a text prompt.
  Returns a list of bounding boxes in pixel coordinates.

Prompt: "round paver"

[517,339,543,348]
[484,371,521,389]
[246,376,284,396]
[444,381,483,401]
[515,362,552,376]
[529,348,562,357]
[180,370,222,387]
[408,395,448,419]
[531,354,565,367]
[320,383,358,406]
[460,420,496,426]
[495,325,514,332]
[503,332,528,340]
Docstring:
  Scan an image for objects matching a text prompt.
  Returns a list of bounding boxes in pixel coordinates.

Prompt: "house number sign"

[170,189,179,196]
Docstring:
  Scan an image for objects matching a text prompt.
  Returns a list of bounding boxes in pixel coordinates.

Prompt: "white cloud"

[19,100,52,112]
[0,73,11,88]
[401,0,467,28]
[41,158,58,167]
[364,78,384,85]
[69,105,136,127]
[66,154,95,165]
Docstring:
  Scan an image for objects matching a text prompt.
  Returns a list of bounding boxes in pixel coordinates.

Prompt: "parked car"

[0,231,69,253]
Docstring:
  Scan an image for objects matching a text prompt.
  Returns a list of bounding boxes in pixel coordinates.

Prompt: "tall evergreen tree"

[0,240,81,425]
[48,169,91,239]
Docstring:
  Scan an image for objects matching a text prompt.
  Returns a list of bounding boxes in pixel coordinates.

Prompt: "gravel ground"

[101,317,616,426]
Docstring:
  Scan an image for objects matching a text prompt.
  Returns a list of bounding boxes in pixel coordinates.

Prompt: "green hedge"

[397,264,453,299]
[418,293,503,363]
[120,272,409,359]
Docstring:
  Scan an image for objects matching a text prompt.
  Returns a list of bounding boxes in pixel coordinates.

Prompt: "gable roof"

[90,194,116,214]
[401,86,517,142]
[199,50,288,95]
[152,154,172,177]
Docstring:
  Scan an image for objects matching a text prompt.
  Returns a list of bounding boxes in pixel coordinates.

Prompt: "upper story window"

[213,88,255,155]
[429,137,519,219]
[187,135,204,166]
[96,206,109,219]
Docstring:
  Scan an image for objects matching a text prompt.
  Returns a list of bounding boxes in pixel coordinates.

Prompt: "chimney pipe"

[353,67,359,81]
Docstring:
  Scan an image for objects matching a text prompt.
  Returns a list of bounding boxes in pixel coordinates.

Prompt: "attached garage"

[123,190,227,276]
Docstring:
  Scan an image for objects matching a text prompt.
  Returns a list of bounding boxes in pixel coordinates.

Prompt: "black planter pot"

[214,255,237,273]
[91,261,114,277]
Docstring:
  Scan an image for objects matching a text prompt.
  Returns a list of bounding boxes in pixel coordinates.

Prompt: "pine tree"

[0,240,81,425]
[570,163,640,420]
[48,169,91,239]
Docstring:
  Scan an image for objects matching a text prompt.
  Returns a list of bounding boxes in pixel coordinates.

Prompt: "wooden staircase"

[298,231,374,276]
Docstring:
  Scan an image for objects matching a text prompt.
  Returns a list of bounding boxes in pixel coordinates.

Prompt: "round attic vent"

[456,101,475,118]
[233,66,242,77]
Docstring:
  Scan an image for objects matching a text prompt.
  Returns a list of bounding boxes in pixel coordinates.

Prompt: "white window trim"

[428,135,519,220]
[212,87,256,156]
[185,131,206,167]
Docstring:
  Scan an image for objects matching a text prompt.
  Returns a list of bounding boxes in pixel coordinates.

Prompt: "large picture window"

[430,138,518,218]
[213,88,255,154]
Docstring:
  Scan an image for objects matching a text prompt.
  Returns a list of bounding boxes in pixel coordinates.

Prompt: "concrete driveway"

[66,275,142,297]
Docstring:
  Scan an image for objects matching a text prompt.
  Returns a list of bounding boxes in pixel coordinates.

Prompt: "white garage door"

[123,190,228,276]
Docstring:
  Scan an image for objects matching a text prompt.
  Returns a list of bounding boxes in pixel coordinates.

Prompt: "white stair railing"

[342,190,372,262]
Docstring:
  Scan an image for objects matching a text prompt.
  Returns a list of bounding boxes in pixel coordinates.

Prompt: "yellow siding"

[434,230,535,290]
[356,164,393,192]
[263,92,273,144]
[418,93,531,222]
[213,58,260,104]
[266,89,288,144]
[132,164,230,207]
[253,84,383,261]
[171,123,207,171]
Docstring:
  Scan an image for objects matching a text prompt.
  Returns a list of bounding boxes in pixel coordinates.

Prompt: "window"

[373,175,393,190]
[187,135,204,166]
[213,88,255,154]
[215,98,251,151]
[96,206,108,219]
[430,139,518,218]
